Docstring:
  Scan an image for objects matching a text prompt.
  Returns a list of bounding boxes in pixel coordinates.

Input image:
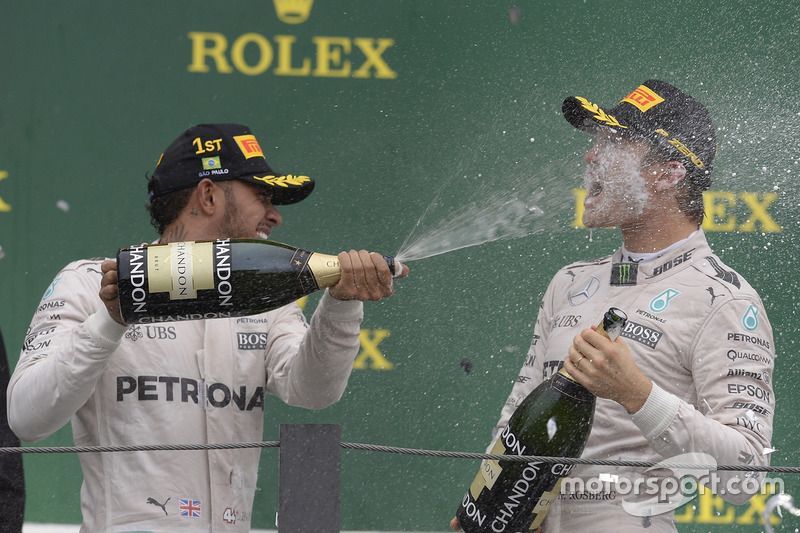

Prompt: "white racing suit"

[8,257,365,532]
[492,230,775,531]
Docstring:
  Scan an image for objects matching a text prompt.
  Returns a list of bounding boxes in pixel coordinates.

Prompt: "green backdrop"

[1,1,798,530]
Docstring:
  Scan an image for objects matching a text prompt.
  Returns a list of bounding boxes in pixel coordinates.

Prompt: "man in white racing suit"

[8,123,408,532]
[452,81,774,532]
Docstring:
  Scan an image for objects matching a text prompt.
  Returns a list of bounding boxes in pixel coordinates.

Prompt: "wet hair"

[675,171,708,226]
[145,179,242,235]
[146,181,194,235]
[642,143,707,226]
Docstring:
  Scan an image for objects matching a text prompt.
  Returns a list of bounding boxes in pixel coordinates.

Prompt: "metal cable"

[0,440,796,473]
[0,441,279,455]
[341,442,796,472]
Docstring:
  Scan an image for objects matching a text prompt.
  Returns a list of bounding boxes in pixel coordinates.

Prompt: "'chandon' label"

[214,239,233,307]
[458,425,574,532]
[128,240,234,315]
[128,245,148,314]
[147,241,215,301]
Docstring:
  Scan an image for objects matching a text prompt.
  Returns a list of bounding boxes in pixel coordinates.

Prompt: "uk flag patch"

[179,499,202,518]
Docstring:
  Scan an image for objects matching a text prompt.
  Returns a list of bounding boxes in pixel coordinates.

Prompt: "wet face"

[581,129,656,229]
[217,180,283,240]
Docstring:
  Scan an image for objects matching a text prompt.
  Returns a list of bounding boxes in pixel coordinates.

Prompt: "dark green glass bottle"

[116,239,399,324]
[456,308,627,532]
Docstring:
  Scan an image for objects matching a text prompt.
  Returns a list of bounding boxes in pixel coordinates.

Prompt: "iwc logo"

[274,0,314,24]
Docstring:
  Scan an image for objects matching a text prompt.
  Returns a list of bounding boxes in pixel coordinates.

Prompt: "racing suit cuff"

[629,382,681,441]
[319,289,364,321]
[84,310,128,350]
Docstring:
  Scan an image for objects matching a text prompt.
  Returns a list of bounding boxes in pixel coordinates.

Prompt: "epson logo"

[620,320,663,349]
[727,383,771,403]
[238,332,268,350]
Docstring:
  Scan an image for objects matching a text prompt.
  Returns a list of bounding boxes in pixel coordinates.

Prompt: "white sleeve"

[7,262,127,442]
[630,297,775,504]
[263,289,363,410]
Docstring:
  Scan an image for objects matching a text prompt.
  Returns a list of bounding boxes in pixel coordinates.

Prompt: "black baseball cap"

[147,123,315,205]
[562,80,716,188]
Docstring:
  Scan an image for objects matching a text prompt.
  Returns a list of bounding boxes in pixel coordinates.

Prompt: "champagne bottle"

[456,308,627,532]
[116,239,401,324]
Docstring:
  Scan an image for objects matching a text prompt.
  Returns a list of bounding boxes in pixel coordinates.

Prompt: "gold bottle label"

[552,369,594,402]
[558,366,577,381]
[306,252,342,289]
[469,436,506,499]
[147,241,215,300]
[528,478,564,529]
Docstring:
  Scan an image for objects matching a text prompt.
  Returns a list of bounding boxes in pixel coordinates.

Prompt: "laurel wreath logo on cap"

[253,174,312,188]
[576,97,627,129]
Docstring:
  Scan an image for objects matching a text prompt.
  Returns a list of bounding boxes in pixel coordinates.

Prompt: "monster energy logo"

[611,263,638,286]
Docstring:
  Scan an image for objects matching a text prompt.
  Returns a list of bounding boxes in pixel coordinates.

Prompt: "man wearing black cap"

[8,124,407,532]
[454,81,775,531]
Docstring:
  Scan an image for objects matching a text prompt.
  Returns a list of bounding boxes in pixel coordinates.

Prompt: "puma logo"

[147,497,170,516]
[706,287,721,306]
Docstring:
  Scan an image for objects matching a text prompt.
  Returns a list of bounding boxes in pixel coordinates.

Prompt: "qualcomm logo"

[273,0,314,24]
[649,289,680,313]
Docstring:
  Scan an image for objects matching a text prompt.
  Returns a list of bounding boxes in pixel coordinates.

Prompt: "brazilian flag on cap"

[202,157,221,170]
